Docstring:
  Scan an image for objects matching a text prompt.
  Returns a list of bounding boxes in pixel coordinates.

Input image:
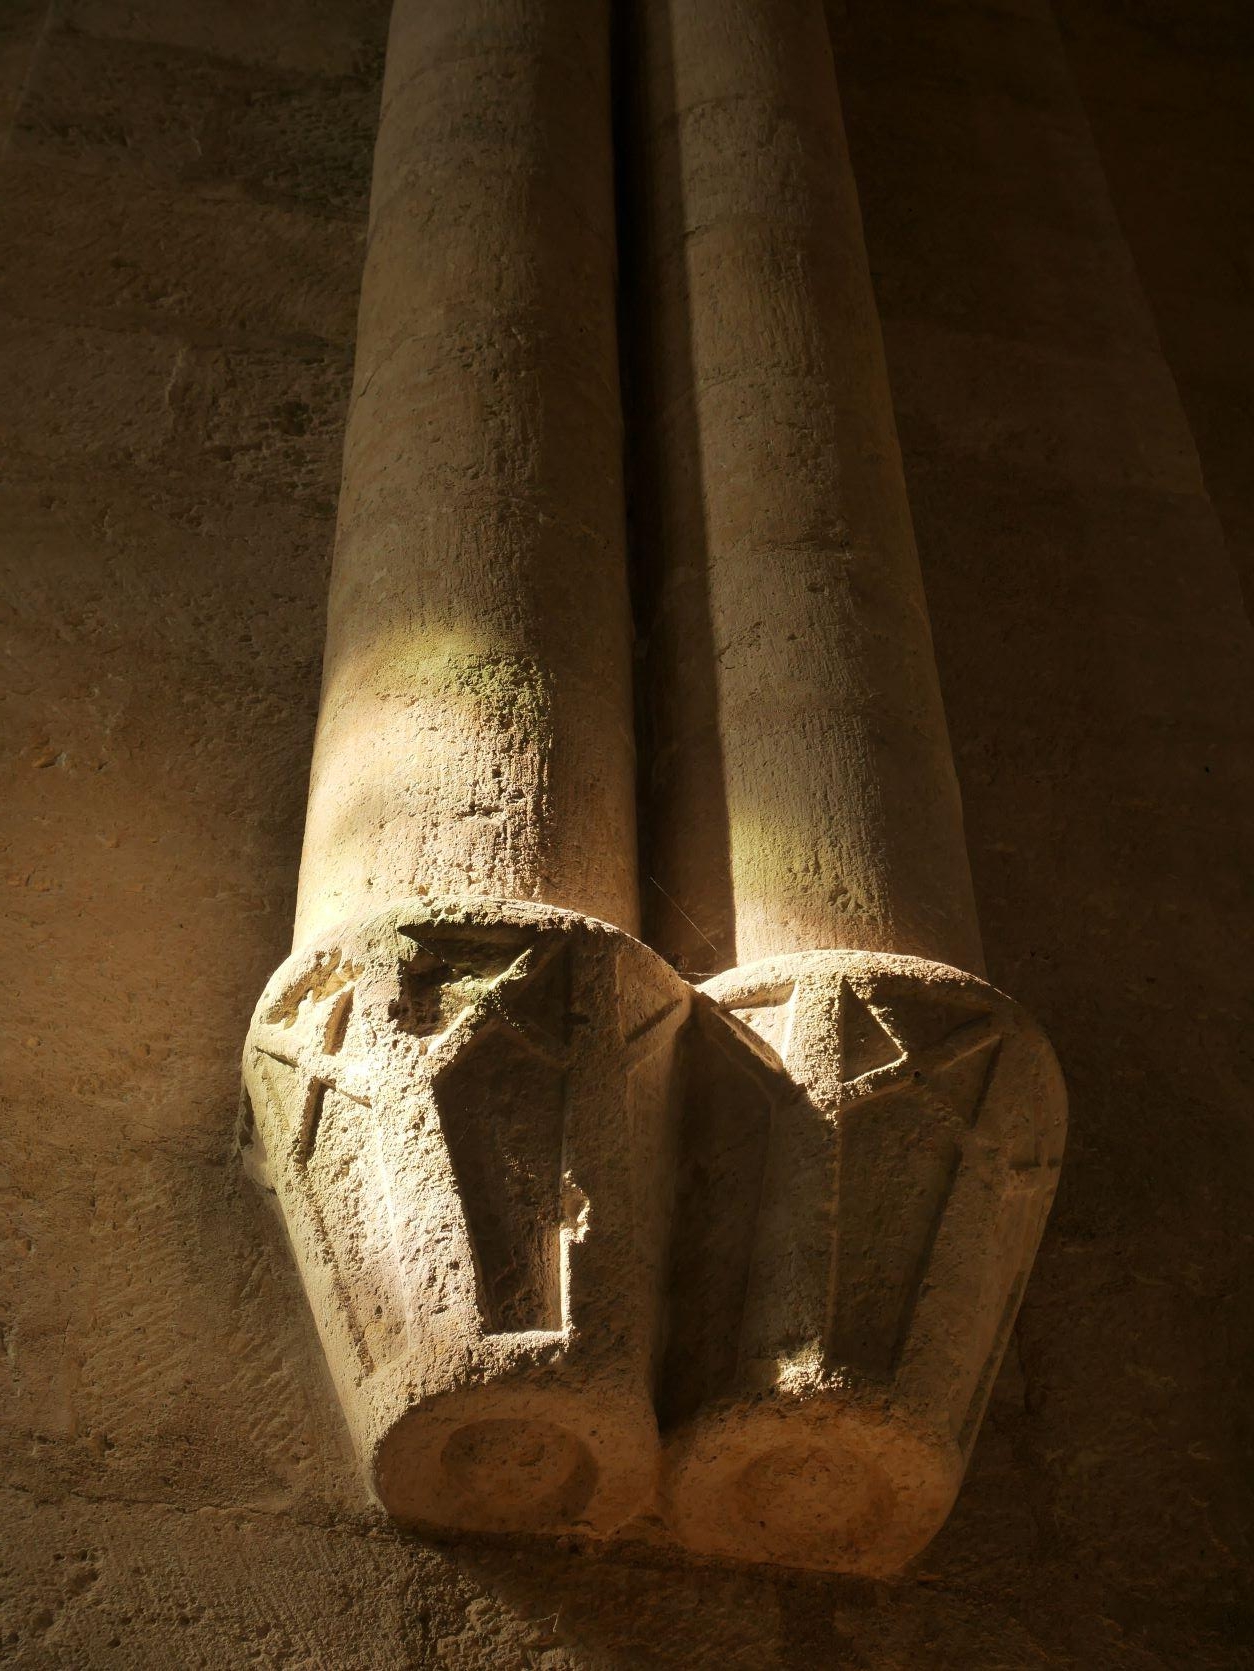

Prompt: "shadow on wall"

[832,0,1254,1622]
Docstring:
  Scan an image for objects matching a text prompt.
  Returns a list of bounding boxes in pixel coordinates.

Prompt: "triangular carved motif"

[836,981,903,1081]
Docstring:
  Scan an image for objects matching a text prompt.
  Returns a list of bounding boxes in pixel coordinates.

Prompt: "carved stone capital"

[243,916,1062,1570]
[241,899,690,1536]
[661,950,1065,1574]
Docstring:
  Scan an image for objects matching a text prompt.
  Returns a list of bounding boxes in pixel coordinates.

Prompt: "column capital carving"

[661,949,1065,1573]
[244,914,1063,1570]
[242,898,691,1537]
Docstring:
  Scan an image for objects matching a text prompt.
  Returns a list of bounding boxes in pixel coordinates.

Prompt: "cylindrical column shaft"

[295,0,638,947]
[628,0,984,976]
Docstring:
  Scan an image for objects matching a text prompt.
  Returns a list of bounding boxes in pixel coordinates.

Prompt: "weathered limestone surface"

[244,899,690,1536]
[271,0,673,1533]
[3,0,1252,1664]
[612,0,1048,1572]
[626,0,983,977]
[665,951,1063,1574]
[256,0,1058,1573]
[294,0,638,947]
[243,898,1060,1571]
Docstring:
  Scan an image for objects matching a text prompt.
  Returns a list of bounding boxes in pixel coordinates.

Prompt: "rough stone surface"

[3,0,1252,1666]
[261,0,1050,1578]
[295,0,639,949]
[624,0,984,978]
[243,898,690,1539]
[244,901,1060,1574]
[666,950,1063,1575]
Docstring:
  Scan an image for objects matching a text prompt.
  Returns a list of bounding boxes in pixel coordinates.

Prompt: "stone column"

[294,0,638,948]
[242,0,1064,1575]
[629,0,983,979]
[627,0,1064,1573]
[241,0,690,1541]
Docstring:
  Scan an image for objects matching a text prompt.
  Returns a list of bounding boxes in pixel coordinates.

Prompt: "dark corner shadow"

[612,0,736,980]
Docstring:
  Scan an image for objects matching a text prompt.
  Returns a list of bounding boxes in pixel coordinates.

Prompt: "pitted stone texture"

[627,0,983,979]
[293,0,639,949]
[662,950,1064,1575]
[241,898,690,1538]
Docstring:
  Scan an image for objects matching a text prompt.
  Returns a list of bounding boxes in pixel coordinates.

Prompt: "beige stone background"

[2,0,1251,1664]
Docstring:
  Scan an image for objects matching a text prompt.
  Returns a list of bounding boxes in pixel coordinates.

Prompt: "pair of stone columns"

[241,0,1064,1574]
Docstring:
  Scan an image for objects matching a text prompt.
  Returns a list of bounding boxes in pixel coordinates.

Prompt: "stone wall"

[2,0,1250,1665]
